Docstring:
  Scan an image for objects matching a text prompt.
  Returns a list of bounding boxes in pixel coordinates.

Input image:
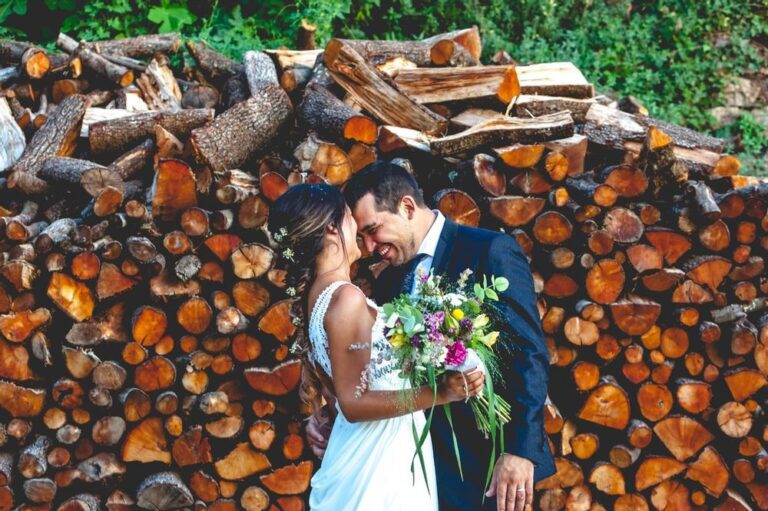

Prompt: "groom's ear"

[400,196,417,219]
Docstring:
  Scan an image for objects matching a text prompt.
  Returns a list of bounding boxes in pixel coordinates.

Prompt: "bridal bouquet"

[382,268,511,487]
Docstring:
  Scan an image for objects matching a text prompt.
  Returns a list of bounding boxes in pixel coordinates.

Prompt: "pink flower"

[445,341,468,366]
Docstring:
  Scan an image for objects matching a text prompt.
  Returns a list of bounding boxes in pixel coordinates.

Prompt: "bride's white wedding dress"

[307,281,438,511]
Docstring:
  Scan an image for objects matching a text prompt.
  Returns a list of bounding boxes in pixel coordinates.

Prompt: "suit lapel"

[432,219,459,277]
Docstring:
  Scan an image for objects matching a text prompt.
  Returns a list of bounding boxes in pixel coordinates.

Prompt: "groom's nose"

[363,236,376,252]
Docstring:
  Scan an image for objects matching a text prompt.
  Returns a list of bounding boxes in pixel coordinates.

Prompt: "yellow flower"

[481,331,499,347]
[473,314,490,329]
[451,309,465,320]
[390,332,407,348]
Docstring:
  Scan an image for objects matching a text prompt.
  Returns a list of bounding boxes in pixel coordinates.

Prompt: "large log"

[188,86,292,172]
[89,109,214,156]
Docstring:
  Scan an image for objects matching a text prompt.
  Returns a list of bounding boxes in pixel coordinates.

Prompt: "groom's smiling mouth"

[378,244,393,260]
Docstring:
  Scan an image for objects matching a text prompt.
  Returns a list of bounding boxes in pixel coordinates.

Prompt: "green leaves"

[473,274,508,303]
[148,1,196,32]
[0,0,27,24]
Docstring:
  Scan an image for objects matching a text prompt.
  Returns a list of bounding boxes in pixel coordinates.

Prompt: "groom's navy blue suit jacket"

[373,218,556,511]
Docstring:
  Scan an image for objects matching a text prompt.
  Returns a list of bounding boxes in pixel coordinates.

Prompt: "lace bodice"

[308,281,402,391]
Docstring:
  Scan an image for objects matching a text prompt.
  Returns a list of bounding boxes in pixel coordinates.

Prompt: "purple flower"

[411,335,422,347]
[460,318,473,332]
[445,341,468,366]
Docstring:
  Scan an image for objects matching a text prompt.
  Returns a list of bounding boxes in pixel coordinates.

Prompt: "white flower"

[273,227,288,243]
[457,268,473,288]
[282,248,295,261]
[291,316,302,326]
[444,293,467,307]
[286,287,297,297]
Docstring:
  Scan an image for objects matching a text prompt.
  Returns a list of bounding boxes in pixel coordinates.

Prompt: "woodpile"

[0,23,766,511]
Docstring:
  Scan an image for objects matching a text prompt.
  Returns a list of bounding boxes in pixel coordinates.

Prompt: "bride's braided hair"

[268,184,348,411]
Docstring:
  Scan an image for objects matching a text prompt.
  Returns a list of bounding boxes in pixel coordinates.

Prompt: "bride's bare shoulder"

[326,284,368,317]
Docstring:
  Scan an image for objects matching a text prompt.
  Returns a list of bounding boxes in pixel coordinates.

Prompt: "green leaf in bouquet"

[384,311,400,329]
[473,283,485,301]
[493,277,509,292]
[382,303,396,317]
[485,289,498,301]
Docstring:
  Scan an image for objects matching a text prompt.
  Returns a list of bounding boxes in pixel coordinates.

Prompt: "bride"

[268,184,485,511]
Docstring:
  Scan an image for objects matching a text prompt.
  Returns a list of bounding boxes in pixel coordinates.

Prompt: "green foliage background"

[2,0,767,175]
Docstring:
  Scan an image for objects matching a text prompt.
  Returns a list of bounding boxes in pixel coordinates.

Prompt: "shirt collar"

[416,210,445,258]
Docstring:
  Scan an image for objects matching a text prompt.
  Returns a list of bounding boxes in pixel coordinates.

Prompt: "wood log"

[136,55,182,112]
[331,35,477,68]
[57,33,133,87]
[584,103,727,174]
[264,48,321,93]
[136,472,193,510]
[298,84,377,144]
[324,39,447,136]
[432,111,574,156]
[0,40,50,79]
[502,62,594,100]
[189,87,291,172]
[8,94,88,194]
[186,40,243,87]
[393,65,515,104]
[89,109,213,156]
[87,33,181,58]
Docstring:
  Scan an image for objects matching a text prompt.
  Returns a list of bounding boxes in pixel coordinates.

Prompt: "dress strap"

[308,281,356,377]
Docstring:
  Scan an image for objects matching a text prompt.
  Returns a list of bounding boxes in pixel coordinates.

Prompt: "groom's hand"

[485,453,534,511]
[306,410,331,459]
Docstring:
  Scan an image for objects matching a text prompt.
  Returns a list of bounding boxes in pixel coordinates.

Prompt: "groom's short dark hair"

[344,160,426,213]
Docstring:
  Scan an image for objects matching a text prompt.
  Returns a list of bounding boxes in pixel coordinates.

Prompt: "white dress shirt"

[410,210,446,295]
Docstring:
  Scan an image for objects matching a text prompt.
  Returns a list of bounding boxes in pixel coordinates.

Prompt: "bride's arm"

[325,285,484,423]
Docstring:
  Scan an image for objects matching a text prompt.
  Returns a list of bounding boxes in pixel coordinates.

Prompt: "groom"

[308,161,555,511]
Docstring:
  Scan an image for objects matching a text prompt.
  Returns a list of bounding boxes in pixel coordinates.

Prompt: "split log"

[394,65,515,104]
[431,111,574,156]
[8,94,88,194]
[502,62,594,100]
[136,55,182,112]
[264,48,321,93]
[324,39,448,136]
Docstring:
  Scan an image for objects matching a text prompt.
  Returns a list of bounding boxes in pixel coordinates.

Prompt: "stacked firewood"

[0,23,766,510]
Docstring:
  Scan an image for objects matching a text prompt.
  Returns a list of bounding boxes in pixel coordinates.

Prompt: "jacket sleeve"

[485,234,550,465]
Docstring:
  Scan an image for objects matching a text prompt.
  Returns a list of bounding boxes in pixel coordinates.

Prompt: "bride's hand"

[439,368,485,403]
